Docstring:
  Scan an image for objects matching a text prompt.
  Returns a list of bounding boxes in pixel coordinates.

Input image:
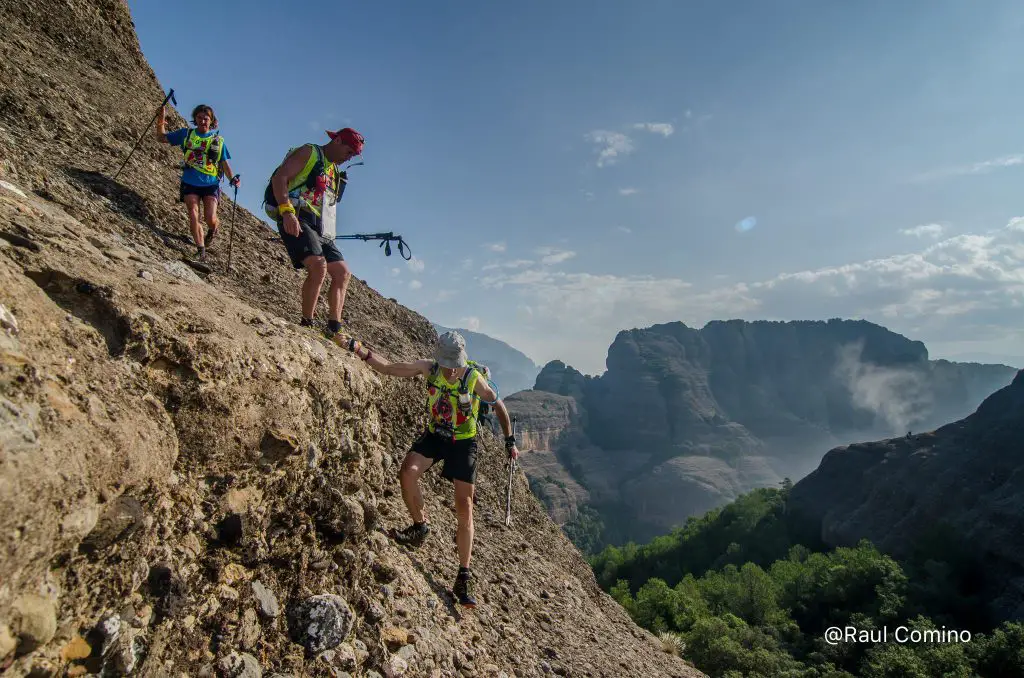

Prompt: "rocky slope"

[0,2,703,676]
[788,370,1024,622]
[509,320,1017,545]
[431,325,540,397]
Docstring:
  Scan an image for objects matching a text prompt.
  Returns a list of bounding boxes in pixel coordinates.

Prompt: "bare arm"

[490,399,520,459]
[351,341,432,378]
[155,106,169,142]
[220,160,237,185]
[270,145,312,206]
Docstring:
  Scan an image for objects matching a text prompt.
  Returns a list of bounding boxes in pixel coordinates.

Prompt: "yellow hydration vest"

[425,363,482,440]
[181,129,223,177]
[269,144,337,219]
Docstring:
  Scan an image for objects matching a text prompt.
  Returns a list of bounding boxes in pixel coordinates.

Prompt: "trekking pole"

[504,416,518,527]
[226,175,240,271]
[112,88,176,182]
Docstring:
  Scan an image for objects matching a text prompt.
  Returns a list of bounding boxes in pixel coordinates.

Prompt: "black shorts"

[179,181,220,202]
[278,214,344,270]
[411,430,479,485]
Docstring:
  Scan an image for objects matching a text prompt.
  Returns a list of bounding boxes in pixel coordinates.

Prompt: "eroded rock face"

[0,3,705,676]
[789,370,1024,622]
[513,320,1017,543]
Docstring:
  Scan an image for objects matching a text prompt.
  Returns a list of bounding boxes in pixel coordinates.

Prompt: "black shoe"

[299,317,316,328]
[453,569,477,607]
[393,522,430,547]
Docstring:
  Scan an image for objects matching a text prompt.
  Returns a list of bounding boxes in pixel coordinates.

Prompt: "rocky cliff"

[509,320,1017,545]
[788,370,1024,622]
[0,2,703,676]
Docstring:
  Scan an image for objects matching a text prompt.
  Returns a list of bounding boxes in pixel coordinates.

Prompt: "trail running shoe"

[393,522,431,547]
[453,569,477,607]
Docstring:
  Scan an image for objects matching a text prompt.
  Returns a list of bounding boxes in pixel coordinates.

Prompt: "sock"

[299,317,315,327]
[327,319,342,334]
[458,566,470,574]
[414,521,426,528]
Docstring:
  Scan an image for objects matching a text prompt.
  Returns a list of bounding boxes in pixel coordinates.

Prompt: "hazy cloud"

[632,122,675,137]
[585,130,634,167]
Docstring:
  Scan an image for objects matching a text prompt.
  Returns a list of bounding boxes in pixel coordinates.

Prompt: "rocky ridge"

[510,320,1017,545]
[788,369,1024,622]
[0,2,703,676]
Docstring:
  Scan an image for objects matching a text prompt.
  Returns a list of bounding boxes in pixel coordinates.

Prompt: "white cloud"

[616,226,633,234]
[388,267,401,277]
[632,122,674,137]
[482,259,534,271]
[407,257,425,273]
[899,223,945,239]
[914,154,1024,182]
[460,316,481,331]
[619,187,638,196]
[409,280,423,290]
[535,247,576,265]
[487,217,1024,374]
[581,189,595,201]
[488,241,507,252]
[585,130,634,168]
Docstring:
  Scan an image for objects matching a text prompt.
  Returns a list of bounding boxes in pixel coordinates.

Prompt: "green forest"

[588,486,1024,678]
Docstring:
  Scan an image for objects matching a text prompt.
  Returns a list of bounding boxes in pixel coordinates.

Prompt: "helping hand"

[230,175,241,188]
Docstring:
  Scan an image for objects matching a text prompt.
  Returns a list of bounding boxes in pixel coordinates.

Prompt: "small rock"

[252,580,280,619]
[138,270,154,281]
[287,594,354,653]
[388,656,409,675]
[307,444,321,469]
[239,608,260,650]
[260,428,301,463]
[79,495,146,555]
[218,651,262,678]
[0,623,16,659]
[380,625,409,650]
[163,260,204,283]
[333,643,357,670]
[60,635,92,661]
[0,304,18,335]
[13,594,56,652]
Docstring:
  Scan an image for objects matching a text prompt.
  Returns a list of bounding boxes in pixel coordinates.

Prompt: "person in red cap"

[263,128,365,339]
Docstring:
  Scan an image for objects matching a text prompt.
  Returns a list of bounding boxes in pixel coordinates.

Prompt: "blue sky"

[130,0,1024,374]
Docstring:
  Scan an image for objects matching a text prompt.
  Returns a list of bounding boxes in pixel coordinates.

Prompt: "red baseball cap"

[326,127,364,155]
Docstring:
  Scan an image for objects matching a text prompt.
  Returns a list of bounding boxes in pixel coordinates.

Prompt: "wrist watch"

[504,435,516,449]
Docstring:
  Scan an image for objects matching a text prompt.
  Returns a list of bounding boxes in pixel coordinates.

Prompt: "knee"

[400,463,419,484]
[305,257,327,281]
[327,261,351,282]
[205,212,219,226]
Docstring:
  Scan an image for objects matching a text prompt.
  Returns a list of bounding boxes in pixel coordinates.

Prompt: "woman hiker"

[156,103,240,262]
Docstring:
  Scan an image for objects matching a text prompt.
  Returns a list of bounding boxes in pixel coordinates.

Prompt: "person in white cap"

[338,330,519,607]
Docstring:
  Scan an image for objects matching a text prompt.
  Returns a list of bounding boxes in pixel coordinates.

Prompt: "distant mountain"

[941,352,1024,369]
[509,319,1018,548]
[432,324,540,396]
[789,369,1024,622]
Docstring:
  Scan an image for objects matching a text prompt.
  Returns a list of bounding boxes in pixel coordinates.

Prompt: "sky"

[129,0,1024,375]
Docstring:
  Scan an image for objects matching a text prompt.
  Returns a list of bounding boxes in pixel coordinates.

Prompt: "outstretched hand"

[508,445,520,460]
[230,175,241,188]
